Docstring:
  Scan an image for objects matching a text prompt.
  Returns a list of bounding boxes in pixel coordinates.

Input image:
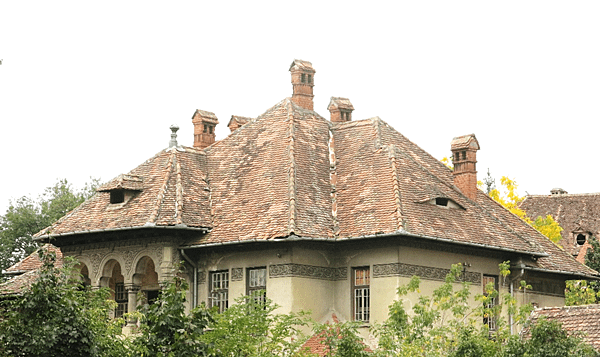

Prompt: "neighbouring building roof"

[4,244,62,275]
[33,63,597,280]
[1,244,63,296]
[526,305,600,351]
[521,192,600,263]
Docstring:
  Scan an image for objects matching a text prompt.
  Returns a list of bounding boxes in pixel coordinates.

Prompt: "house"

[520,190,600,263]
[32,60,596,340]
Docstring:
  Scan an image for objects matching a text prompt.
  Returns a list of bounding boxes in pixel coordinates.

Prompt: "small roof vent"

[551,188,568,195]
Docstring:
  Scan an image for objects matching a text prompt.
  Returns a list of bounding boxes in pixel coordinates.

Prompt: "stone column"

[125,284,141,326]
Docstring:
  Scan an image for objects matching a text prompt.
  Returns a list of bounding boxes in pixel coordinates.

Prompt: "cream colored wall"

[193,242,566,334]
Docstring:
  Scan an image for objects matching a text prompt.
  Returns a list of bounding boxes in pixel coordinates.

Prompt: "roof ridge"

[285,100,298,235]
[525,192,600,198]
[328,128,339,238]
[147,149,176,225]
[175,152,184,225]
[386,145,405,231]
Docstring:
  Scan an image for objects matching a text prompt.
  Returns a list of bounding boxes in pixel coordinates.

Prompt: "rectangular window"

[210,270,229,313]
[483,275,498,331]
[114,282,128,318]
[353,267,370,322]
[247,267,267,304]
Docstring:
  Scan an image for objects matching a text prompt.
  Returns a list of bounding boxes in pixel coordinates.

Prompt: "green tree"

[0,178,99,274]
[0,246,126,357]
[373,262,534,357]
[504,318,599,357]
[314,321,373,357]
[131,273,213,357]
[566,236,600,305]
[200,294,312,357]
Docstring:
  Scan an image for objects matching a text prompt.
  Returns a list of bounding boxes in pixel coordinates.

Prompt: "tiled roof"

[301,314,339,356]
[33,96,596,278]
[521,192,600,262]
[34,147,211,238]
[526,305,600,350]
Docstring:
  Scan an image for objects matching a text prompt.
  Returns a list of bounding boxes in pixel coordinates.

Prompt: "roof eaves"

[183,230,549,258]
[522,265,599,280]
[34,224,210,241]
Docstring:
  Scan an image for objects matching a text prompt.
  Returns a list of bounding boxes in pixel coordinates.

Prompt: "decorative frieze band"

[373,262,481,285]
[231,268,244,281]
[269,264,347,281]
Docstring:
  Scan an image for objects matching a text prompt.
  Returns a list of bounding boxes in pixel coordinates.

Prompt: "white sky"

[1,1,599,214]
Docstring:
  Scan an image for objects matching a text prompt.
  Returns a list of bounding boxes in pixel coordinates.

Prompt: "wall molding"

[269,264,347,281]
[373,262,481,284]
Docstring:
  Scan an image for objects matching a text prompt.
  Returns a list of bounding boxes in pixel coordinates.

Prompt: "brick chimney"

[289,59,315,110]
[192,110,219,149]
[450,134,480,200]
[327,97,354,122]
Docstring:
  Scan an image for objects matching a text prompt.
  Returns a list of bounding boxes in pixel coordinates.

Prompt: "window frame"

[482,274,499,331]
[246,267,267,304]
[114,282,128,318]
[209,270,230,313]
[352,266,371,323]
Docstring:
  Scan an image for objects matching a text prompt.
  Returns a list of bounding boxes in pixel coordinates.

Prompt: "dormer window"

[97,174,144,209]
[435,197,449,207]
[576,233,590,246]
[110,190,125,204]
[421,197,464,210]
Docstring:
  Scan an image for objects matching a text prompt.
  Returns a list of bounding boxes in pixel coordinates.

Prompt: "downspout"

[180,249,198,309]
[509,259,526,335]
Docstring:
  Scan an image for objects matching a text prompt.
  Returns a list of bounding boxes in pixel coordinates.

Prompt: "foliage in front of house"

[0,248,127,357]
[1,250,597,356]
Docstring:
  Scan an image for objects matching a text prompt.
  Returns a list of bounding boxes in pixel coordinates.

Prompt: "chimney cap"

[192,109,219,123]
[451,134,480,151]
[327,97,354,111]
[289,59,315,73]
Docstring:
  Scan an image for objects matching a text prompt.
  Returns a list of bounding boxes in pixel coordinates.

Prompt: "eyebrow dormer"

[418,196,464,210]
[97,174,143,207]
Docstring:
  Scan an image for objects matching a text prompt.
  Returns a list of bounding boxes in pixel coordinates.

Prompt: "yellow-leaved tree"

[485,176,563,246]
[440,159,564,247]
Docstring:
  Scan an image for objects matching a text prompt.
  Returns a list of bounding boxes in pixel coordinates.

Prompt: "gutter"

[520,265,599,280]
[33,224,209,242]
[182,230,549,259]
[180,249,198,309]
